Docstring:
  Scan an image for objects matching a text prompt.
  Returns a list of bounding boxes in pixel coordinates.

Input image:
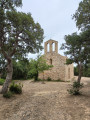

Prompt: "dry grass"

[0,77,90,120]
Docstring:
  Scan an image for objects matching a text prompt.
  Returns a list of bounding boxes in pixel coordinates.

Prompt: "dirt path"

[0,77,90,120]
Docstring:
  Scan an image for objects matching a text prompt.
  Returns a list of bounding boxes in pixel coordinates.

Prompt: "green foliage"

[47,78,65,82]
[0,0,44,93]
[0,55,6,79]
[61,30,90,82]
[27,70,34,79]
[0,59,33,80]
[0,0,22,9]
[0,78,5,85]
[12,59,29,80]
[73,0,90,31]
[55,79,65,82]
[37,78,42,81]
[83,63,90,77]
[9,82,23,94]
[61,32,88,64]
[61,0,90,84]
[66,59,73,65]
[0,8,44,59]
[29,55,53,81]
[32,78,66,82]
[28,59,38,81]
[67,81,83,95]
[74,66,79,76]
[74,64,90,77]
[47,77,52,81]
[3,91,13,98]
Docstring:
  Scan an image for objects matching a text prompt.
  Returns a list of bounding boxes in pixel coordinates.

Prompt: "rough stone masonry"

[39,39,74,81]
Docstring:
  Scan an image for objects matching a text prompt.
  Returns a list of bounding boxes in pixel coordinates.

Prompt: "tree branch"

[1,48,11,63]
[10,33,19,57]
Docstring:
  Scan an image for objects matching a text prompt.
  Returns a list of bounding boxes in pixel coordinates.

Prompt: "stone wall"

[65,64,74,81]
[39,39,74,81]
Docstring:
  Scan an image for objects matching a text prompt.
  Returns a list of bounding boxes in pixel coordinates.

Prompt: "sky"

[18,0,81,59]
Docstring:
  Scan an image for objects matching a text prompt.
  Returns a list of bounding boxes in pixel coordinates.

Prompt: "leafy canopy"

[0,0,22,9]
[0,0,44,93]
[61,30,90,65]
[73,0,90,30]
[0,0,44,60]
[29,55,53,81]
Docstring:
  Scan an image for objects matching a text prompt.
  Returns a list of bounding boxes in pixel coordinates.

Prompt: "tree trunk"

[1,60,13,94]
[42,71,45,84]
[77,63,83,84]
[34,71,38,81]
[43,71,44,80]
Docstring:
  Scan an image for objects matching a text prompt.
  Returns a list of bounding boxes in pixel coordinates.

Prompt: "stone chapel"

[39,39,74,81]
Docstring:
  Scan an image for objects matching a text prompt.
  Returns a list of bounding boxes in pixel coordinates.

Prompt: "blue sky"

[18,0,81,59]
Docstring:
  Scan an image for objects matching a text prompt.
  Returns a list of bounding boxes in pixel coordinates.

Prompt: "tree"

[0,55,6,78]
[74,66,79,76]
[0,0,44,93]
[74,64,90,77]
[61,30,90,84]
[83,63,90,77]
[28,55,53,81]
[12,58,29,80]
[73,0,90,31]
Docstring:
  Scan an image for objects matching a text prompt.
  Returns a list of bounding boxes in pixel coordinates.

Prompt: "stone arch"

[44,39,58,54]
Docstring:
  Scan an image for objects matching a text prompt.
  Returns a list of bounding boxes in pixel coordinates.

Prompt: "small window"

[50,59,52,65]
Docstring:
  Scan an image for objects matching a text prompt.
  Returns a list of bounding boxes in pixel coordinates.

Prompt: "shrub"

[55,79,65,82]
[3,91,13,98]
[37,78,42,81]
[9,82,23,94]
[0,78,5,85]
[47,77,52,81]
[67,81,83,95]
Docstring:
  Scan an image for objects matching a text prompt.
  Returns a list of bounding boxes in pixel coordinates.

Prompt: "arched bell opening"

[52,42,55,52]
[47,43,50,52]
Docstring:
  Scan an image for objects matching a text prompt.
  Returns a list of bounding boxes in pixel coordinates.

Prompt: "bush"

[55,79,65,82]
[12,60,29,80]
[37,78,42,81]
[3,91,13,98]
[9,82,23,94]
[0,78,5,85]
[67,81,83,95]
[47,77,52,81]
[46,78,65,82]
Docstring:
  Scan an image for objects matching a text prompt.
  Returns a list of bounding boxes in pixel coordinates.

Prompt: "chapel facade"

[39,39,74,81]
